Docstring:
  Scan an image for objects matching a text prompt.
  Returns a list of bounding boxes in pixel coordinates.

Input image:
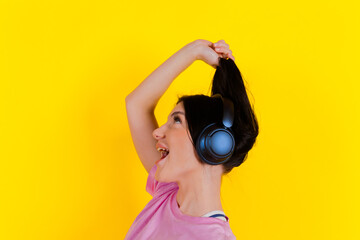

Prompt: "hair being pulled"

[177,57,259,174]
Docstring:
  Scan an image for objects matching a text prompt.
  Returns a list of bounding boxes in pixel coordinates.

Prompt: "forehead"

[167,102,185,119]
[171,102,184,112]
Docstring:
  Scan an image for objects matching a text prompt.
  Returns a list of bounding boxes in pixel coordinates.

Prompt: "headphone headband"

[211,94,234,128]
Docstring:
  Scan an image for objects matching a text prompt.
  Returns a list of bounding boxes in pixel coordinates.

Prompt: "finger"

[219,40,229,47]
[215,46,229,52]
[229,53,235,61]
[214,39,227,45]
[223,50,234,61]
[214,42,229,49]
[216,51,226,58]
[215,47,232,57]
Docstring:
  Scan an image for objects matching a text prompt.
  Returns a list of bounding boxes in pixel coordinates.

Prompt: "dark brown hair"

[177,57,259,174]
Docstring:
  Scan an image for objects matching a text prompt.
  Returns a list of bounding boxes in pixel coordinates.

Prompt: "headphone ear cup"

[196,123,235,165]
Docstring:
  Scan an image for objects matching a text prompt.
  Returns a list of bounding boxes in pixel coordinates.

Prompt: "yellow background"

[1,0,359,239]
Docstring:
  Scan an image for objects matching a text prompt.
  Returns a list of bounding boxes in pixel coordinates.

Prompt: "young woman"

[125,39,259,239]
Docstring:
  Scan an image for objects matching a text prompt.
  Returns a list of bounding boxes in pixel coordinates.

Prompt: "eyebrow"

[168,111,185,119]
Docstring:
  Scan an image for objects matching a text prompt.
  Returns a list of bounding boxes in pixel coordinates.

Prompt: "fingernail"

[214,43,218,46]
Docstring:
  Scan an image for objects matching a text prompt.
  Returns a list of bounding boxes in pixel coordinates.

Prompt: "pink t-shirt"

[125,164,236,240]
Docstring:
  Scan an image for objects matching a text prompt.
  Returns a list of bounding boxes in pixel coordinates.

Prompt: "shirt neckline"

[201,210,226,217]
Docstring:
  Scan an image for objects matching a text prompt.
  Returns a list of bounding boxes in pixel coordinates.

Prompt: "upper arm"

[125,97,159,174]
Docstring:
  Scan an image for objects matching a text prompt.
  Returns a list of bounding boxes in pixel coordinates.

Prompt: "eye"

[173,115,182,124]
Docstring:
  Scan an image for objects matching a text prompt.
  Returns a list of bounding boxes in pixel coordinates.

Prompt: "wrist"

[189,39,217,67]
[182,40,202,61]
[194,40,205,61]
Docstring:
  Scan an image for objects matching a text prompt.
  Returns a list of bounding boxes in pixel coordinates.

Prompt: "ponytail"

[178,57,259,174]
[211,57,259,173]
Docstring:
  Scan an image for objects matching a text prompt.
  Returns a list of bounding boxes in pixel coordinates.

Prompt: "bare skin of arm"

[125,39,234,174]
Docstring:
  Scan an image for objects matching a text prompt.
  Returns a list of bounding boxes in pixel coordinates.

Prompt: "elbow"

[125,95,135,114]
[125,93,134,104]
[125,93,140,109]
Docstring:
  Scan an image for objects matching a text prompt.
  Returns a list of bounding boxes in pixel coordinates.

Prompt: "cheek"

[170,133,198,164]
[172,132,192,150]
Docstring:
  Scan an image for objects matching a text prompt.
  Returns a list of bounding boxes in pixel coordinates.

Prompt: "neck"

[175,166,224,217]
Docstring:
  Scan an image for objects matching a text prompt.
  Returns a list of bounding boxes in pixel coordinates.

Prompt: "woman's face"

[152,101,202,183]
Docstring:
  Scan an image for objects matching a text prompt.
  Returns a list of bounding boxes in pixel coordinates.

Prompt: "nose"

[152,125,165,140]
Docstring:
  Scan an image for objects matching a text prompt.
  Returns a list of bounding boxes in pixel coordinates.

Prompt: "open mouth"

[156,148,169,165]
[157,146,169,159]
[160,150,169,159]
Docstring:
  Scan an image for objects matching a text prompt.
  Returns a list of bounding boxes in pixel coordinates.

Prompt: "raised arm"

[125,40,202,174]
[125,39,234,174]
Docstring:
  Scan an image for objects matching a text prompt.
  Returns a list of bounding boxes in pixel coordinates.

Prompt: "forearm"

[125,41,199,111]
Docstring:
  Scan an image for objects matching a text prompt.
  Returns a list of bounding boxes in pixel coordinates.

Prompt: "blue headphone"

[195,94,236,165]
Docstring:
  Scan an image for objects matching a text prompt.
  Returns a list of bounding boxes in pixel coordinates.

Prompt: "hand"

[194,39,235,68]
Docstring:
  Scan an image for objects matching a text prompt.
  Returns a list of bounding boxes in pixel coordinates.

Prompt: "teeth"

[157,147,169,159]
[157,147,169,152]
